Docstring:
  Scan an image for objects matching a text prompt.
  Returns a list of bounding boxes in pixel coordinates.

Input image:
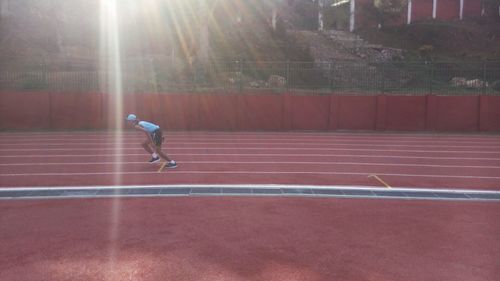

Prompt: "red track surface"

[1,197,499,281]
[1,132,500,281]
[1,131,500,190]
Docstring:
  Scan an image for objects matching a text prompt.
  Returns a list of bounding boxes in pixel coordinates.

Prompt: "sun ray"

[98,0,124,276]
[166,1,192,61]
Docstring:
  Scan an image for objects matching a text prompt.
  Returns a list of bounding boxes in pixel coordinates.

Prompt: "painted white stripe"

[2,132,499,139]
[2,184,499,194]
[5,137,500,144]
[2,138,500,146]
[1,152,500,161]
[0,131,498,139]
[1,146,499,154]
[1,131,499,139]
[1,170,500,179]
[1,161,499,169]
[2,193,496,201]
[4,141,500,149]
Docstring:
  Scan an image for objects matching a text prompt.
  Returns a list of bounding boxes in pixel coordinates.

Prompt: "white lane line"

[2,184,500,194]
[3,141,500,149]
[2,137,500,145]
[1,153,500,161]
[1,161,499,169]
[1,131,499,137]
[0,137,464,141]
[1,170,500,180]
[1,147,499,154]
[0,153,148,158]
[0,135,500,144]
[1,136,500,144]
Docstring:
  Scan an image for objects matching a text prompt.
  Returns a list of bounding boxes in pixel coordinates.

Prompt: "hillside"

[1,0,499,70]
[357,17,500,61]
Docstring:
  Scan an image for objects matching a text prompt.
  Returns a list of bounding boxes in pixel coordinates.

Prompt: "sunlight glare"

[99,0,123,275]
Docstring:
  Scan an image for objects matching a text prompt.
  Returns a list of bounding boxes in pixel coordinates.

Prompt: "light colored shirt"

[138,121,159,133]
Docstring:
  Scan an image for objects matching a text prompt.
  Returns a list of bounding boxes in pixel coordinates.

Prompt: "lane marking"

[2,153,500,162]
[3,141,500,149]
[1,161,499,169]
[2,137,500,142]
[2,193,497,202]
[1,184,499,202]
[1,147,499,154]
[1,170,500,180]
[3,184,500,194]
[1,131,499,139]
[368,175,392,189]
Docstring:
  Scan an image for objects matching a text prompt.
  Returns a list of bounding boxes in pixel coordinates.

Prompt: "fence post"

[429,61,434,95]
[286,60,290,91]
[238,59,244,94]
[328,61,333,92]
[381,63,385,94]
[482,60,487,95]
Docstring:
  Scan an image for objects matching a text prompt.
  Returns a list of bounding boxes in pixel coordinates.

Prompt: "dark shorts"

[151,129,163,146]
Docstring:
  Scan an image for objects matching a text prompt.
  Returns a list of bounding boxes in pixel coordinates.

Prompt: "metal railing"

[1,60,499,95]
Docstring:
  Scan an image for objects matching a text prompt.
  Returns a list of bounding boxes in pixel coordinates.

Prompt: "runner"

[126,114,177,168]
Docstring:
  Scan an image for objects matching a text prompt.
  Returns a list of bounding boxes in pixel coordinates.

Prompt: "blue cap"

[126,114,137,121]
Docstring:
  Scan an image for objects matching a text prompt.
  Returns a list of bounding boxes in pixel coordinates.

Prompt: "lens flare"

[99,0,123,274]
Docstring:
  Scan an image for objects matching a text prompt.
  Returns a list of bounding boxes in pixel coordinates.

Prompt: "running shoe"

[167,160,178,168]
[149,156,160,163]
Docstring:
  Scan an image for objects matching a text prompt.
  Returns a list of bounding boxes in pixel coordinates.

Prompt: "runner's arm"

[135,125,155,144]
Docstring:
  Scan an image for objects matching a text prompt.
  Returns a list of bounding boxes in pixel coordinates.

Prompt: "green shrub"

[21,77,48,90]
[492,80,500,92]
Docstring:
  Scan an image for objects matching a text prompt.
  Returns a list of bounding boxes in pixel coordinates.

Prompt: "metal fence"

[1,60,499,95]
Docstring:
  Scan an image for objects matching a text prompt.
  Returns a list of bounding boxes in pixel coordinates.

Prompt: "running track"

[1,131,500,190]
[1,131,500,281]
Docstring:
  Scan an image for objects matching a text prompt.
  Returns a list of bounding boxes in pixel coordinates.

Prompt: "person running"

[126,114,177,168]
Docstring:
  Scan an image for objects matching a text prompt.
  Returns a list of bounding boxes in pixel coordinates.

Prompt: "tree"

[482,0,500,19]
[373,0,406,28]
[310,0,326,31]
[1,0,10,18]
[198,0,210,63]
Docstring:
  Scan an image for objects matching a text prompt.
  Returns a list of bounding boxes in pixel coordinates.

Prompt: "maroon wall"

[50,93,102,130]
[384,96,427,131]
[238,94,284,130]
[479,96,500,132]
[427,95,480,131]
[332,96,377,130]
[354,0,486,29]
[354,0,407,28]
[0,92,51,130]
[463,0,482,17]
[198,93,238,130]
[411,0,434,21]
[160,94,200,131]
[1,92,499,132]
[289,95,331,130]
[102,93,144,130]
[142,93,164,129]
[437,0,460,20]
